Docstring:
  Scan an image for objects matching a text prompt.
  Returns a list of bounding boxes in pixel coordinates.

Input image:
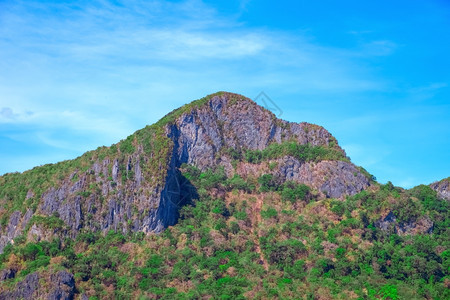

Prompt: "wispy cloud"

[0,0,389,131]
[360,40,397,56]
[0,107,17,120]
[1,0,424,177]
[407,82,448,101]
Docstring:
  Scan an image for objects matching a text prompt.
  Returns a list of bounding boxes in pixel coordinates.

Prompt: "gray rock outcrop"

[0,271,75,300]
[0,272,39,300]
[375,211,434,236]
[430,178,450,201]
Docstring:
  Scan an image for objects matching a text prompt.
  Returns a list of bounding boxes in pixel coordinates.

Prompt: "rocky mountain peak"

[163,92,345,169]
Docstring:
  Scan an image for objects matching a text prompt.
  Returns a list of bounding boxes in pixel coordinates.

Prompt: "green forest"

[1,164,448,299]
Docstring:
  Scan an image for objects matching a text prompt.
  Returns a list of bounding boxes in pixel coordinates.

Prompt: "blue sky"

[0,0,449,188]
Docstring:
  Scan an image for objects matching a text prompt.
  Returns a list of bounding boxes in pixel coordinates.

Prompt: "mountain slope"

[0,92,371,252]
[0,92,448,299]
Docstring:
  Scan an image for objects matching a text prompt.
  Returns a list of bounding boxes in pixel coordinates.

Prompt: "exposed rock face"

[0,268,16,281]
[0,92,370,252]
[375,212,434,236]
[41,189,83,232]
[169,96,343,170]
[430,178,450,201]
[274,158,369,198]
[235,157,369,198]
[0,209,33,253]
[0,271,75,300]
[0,272,39,300]
[48,271,76,300]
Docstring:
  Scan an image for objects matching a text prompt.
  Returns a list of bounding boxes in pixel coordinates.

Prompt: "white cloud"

[0,0,400,175]
[0,0,389,131]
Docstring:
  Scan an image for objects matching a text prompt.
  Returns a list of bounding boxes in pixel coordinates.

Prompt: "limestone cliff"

[0,92,371,252]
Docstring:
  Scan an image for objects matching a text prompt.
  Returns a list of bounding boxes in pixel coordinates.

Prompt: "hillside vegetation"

[1,166,448,299]
[0,92,448,299]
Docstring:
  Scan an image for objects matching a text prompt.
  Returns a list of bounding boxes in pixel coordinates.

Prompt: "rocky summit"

[0,92,448,299]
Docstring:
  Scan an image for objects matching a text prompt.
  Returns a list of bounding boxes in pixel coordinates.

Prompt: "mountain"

[0,92,448,299]
[0,92,371,251]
